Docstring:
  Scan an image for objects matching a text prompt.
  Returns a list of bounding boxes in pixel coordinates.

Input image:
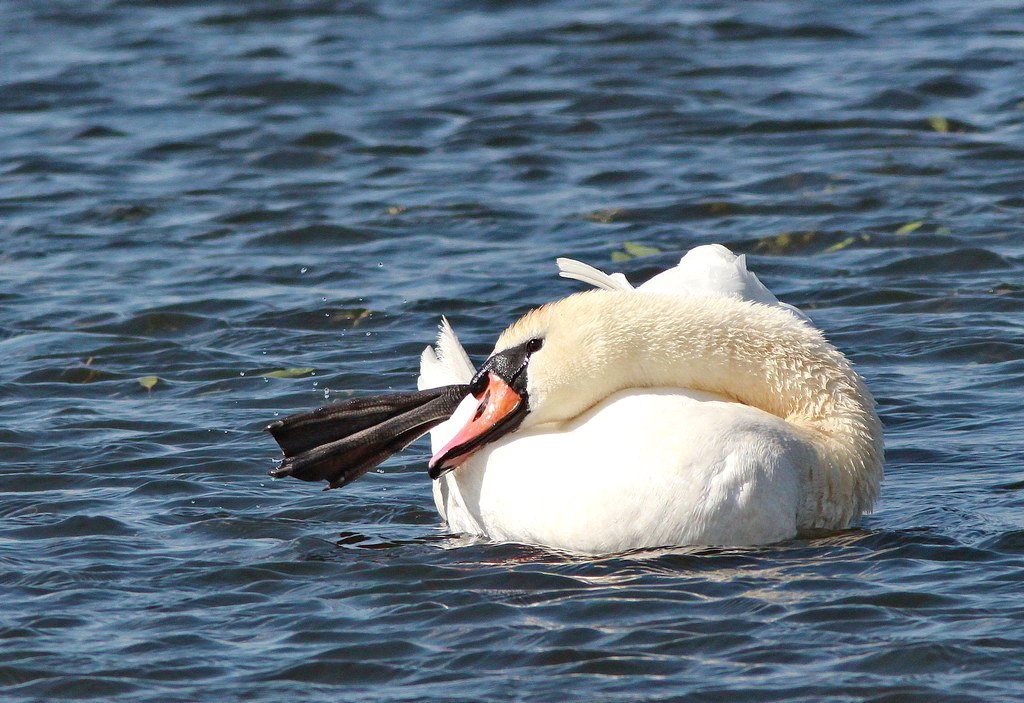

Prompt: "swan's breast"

[434,388,815,553]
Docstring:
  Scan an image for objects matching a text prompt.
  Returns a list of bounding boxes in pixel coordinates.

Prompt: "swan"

[268,245,883,555]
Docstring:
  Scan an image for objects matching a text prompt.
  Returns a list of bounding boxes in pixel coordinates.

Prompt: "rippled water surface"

[4,1,1024,700]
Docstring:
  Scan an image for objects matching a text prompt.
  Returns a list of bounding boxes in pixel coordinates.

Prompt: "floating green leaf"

[622,241,661,258]
[928,116,949,133]
[936,226,952,235]
[823,236,857,253]
[262,368,314,379]
[137,376,159,390]
[610,251,631,263]
[895,221,923,235]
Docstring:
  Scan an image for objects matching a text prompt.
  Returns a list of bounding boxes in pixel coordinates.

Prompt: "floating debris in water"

[261,368,314,379]
[578,207,624,223]
[823,236,857,253]
[749,230,821,255]
[610,241,661,262]
[623,242,661,258]
[823,234,873,253]
[339,309,371,327]
[990,283,1024,296]
[895,221,924,235]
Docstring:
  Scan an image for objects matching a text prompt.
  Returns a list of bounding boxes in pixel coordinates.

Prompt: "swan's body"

[418,245,882,554]
[430,388,815,552]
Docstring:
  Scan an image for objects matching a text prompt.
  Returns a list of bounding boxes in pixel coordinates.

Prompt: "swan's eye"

[526,338,543,353]
[469,373,488,396]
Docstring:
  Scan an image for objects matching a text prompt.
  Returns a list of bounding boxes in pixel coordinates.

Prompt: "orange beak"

[428,372,524,478]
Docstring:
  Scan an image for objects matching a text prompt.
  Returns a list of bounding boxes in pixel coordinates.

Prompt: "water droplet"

[365,331,371,336]
[312,381,318,387]
[377,262,383,267]
[300,267,308,274]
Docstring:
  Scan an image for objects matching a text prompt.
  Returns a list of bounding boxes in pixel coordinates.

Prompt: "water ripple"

[2,0,1024,700]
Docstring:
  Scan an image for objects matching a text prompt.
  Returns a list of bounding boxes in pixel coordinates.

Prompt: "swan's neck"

[533,293,884,527]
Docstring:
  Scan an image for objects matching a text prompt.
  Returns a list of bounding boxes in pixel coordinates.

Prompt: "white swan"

[415,245,883,554]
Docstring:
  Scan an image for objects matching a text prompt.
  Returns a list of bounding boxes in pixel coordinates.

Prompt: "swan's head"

[428,292,630,477]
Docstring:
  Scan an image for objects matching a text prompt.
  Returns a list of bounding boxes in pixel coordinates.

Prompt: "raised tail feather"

[267,384,469,489]
[555,257,633,291]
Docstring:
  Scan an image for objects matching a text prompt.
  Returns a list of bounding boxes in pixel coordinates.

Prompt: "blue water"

[3,1,1024,700]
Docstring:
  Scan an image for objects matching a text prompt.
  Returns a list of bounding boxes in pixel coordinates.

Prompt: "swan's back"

[640,244,776,300]
[559,244,810,322]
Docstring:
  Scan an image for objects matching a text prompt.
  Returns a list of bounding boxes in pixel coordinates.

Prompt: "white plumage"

[417,245,882,554]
